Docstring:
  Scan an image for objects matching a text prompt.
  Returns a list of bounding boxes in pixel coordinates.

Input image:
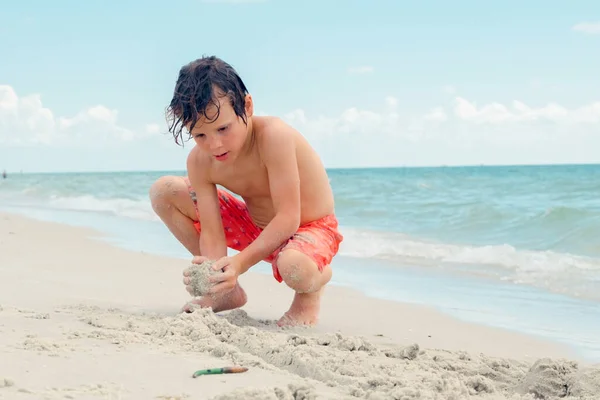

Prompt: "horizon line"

[5,161,600,175]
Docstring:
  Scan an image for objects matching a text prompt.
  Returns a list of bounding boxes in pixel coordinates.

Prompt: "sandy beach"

[1,211,599,400]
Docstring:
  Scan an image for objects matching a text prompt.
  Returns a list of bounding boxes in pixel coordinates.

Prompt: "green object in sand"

[192,366,248,378]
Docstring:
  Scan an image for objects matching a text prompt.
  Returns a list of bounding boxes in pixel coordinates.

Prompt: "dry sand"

[186,260,221,296]
[1,212,599,399]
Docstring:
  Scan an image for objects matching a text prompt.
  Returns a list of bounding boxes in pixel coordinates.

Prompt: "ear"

[244,94,254,117]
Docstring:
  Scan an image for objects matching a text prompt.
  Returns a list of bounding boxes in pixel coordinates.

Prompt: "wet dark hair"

[166,56,249,145]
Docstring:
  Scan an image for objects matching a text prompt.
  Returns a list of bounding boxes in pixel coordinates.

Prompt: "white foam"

[339,227,600,300]
[340,227,599,269]
[46,194,159,222]
[3,189,600,300]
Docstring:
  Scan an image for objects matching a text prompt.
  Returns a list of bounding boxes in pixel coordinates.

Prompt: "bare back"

[201,116,334,229]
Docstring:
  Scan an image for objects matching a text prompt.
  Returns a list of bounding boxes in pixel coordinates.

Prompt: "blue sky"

[1,0,599,172]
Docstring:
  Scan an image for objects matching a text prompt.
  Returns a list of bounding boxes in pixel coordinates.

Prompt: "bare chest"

[213,163,270,198]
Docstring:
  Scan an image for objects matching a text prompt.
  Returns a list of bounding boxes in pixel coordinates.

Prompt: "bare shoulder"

[256,116,298,137]
[254,116,299,157]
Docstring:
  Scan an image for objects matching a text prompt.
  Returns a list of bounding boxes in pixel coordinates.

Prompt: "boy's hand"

[182,256,210,295]
[208,256,241,295]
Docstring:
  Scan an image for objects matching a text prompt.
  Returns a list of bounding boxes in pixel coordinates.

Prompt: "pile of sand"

[18,304,595,400]
[186,260,223,296]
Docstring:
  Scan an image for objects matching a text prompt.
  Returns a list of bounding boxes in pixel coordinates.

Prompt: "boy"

[149,56,343,327]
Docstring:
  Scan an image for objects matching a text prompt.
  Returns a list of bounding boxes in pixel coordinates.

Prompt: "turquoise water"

[1,164,600,360]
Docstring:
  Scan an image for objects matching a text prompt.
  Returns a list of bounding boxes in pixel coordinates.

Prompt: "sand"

[186,260,222,296]
[1,211,599,399]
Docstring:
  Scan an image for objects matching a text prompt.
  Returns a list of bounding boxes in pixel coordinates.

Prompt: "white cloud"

[423,107,447,122]
[0,85,191,172]
[453,97,600,124]
[284,96,400,140]
[0,85,152,147]
[347,66,374,75]
[572,21,600,34]
[385,96,398,108]
[3,83,600,172]
[145,123,161,134]
[283,96,600,168]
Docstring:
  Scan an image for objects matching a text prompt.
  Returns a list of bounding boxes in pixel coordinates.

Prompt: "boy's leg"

[149,176,202,255]
[275,250,333,327]
[149,175,250,313]
[272,215,344,327]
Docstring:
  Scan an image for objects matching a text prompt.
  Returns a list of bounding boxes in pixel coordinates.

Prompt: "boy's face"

[188,94,253,163]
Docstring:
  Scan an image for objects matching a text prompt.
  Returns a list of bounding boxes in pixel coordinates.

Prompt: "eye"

[217,125,229,133]
[195,133,205,139]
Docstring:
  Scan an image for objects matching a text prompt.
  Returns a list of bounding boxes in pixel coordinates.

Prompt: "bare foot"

[181,284,247,313]
[277,288,323,327]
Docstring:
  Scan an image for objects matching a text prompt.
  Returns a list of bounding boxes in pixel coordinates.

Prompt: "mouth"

[214,152,229,161]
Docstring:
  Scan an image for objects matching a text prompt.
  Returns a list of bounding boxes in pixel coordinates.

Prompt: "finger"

[192,256,209,264]
[211,260,224,270]
[182,276,191,285]
[208,272,229,284]
[209,281,234,295]
[213,261,229,271]
[212,263,230,272]
[186,285,194,294]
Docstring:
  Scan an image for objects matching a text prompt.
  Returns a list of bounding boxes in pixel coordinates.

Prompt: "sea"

[1,164,599,362]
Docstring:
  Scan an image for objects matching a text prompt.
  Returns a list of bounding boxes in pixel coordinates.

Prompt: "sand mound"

[186,261,222,296]
[567,367,600,398]
[0,378,15,388]
[209,383,318,400]
[516,358,579,398]
[51,305,600,400]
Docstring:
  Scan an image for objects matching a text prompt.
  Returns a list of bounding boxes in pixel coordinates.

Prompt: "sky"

[1,0,599,172]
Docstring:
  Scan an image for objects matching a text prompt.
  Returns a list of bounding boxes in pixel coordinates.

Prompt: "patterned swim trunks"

[184,178,344,282]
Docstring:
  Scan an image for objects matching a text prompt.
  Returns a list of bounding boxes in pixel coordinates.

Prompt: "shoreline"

[5,162,600,175]
[0,209,592,361]
[3,205,599,363]
[2,211,599,399]
[0,211,578,361]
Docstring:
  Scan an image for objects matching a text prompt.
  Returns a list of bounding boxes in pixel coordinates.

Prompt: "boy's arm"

[234,120,301,274]
[187,149,228,261]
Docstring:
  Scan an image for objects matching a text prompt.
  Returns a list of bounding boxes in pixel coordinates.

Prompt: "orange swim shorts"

[184,178,344,282]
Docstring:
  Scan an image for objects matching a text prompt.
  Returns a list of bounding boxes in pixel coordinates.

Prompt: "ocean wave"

[339,227,599,270]
[339,227,600,300]
[2,183,600,299]
[3,190,599,274]
[0,191,159,222]
[47,194,159,221]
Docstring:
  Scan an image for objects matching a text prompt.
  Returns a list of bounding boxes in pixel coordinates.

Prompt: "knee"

[149,176,188,212]
[276,250,331,293]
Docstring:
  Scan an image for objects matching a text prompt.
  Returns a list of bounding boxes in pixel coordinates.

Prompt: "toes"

[181,303,194,313]
[276,312,318,328]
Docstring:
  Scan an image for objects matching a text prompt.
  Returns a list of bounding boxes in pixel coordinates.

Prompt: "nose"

[208,136,223,151]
